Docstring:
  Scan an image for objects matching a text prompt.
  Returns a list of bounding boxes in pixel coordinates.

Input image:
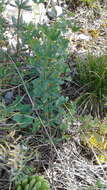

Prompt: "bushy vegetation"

[0,0,107,189]
[81,115,107,163]
[0,0,74,134]
[73,54,107,118]
[65,0,105,9]
[16,175,51,190]
[0,0,75,188]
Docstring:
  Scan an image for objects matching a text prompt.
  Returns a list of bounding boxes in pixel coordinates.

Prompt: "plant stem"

[16,7,21,57]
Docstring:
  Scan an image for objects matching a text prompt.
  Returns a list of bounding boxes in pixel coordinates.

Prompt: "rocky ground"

[4,1,107,56]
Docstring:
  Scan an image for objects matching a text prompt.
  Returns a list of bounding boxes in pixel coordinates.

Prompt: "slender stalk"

[16,7,21,56]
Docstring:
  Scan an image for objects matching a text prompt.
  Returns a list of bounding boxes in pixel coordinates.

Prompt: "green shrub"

[0,0,8,50]
[73,54,107,118]
[16,175,51,190]
[15,19,70,131]
[0,0,6,40]
[0,0,77,134]
[80,0,97,7]
[0,17,71,133]
[65,0,103,9]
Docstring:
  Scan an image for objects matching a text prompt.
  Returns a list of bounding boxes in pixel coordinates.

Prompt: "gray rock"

[4,91,13,104]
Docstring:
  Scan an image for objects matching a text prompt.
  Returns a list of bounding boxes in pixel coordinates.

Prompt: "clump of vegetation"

[85,179,106,190]
[24,21,70,127]
[0,0,7,45]
[81,115,107,163]
[0,131,32,182]
[65,0,102,10]
[16,175,51,190]
[81,0,98,7]
[0,0,75,134]
[73,54,107,118]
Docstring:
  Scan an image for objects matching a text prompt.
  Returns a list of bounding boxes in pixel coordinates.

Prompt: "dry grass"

[45,136,107,190]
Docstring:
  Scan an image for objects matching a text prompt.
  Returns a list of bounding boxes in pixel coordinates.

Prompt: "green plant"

[80,115,107,163]
[65,0,100,9]
[0,0,9,54]
[18,18,71,130]
[16,175,51,190]
[95,179,106,189]
[0,131,30,181]
[0,0,33,92]
[0,0,78,135]
[73,54,107,118]
[0,0,6,41]
[84,179,106,189]
[0,19,71,134]
[10,0,32,56]
[80,0,97,7]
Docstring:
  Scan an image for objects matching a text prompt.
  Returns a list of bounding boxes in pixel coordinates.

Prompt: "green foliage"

[80,115,107,164]
[65,0,81,9]
[0,0,77,134]
[65,0,102,9]
[16,175,51,190]
[0,16,74,133]
[0,0,7,46]
[0,96,41,132]
[32,0,45,3]
[9,0,32,56]
[80,0,97,7]
[10,0,32,11]
[73,54,107,118]
[21,19,70,129]
[84,179,106,189]
[0,0,5,12]
[0,131,35,183]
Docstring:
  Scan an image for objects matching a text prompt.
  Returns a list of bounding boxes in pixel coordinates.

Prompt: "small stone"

[76,34,91,41]
[4,91,13,104]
